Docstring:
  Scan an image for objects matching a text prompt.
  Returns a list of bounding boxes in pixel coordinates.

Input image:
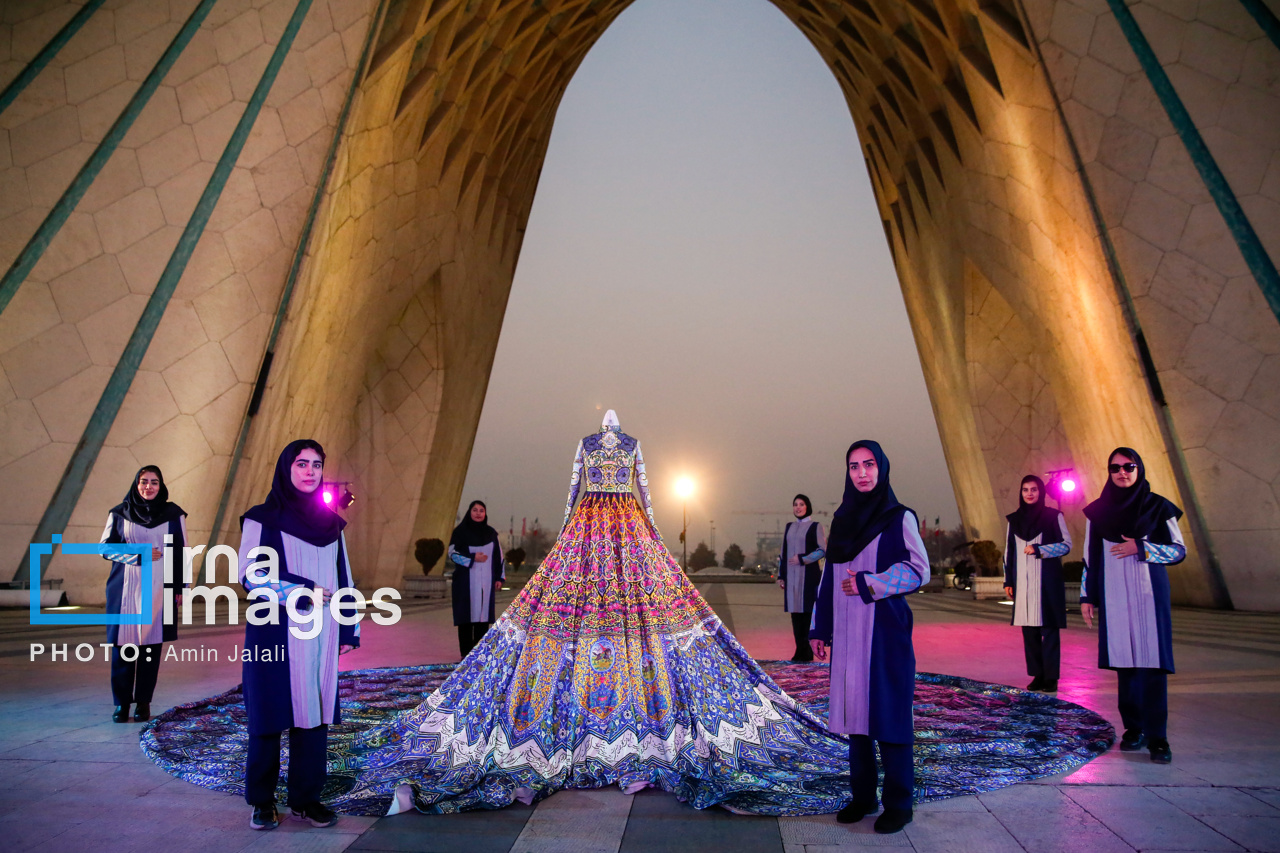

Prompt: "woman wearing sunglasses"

[1079,448,1185,764]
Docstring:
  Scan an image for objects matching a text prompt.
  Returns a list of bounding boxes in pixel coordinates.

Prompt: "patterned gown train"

[336,413,850,815]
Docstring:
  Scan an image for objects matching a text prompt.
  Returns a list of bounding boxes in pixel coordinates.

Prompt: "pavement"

[1,584,1278,853]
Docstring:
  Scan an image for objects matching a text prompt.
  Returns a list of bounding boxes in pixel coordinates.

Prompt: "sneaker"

[249,803,279,831]
[1119,729,1146,751]
[291,801,337,827]
[836,800,877,824]
[873,808,913,834]
[1149,739,1172,764]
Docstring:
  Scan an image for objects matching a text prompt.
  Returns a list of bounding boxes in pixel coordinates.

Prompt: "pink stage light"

[1061,479,1077,493]
[322,489,333,504]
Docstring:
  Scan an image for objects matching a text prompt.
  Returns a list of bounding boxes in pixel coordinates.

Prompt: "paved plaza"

[1,585,1277,853]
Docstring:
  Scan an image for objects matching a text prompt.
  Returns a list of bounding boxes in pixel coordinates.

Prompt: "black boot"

[112,705,130,723]
[873,808,913,834]
[133,703,150,722]
[1119,729,1146,751]
[1148,739,1172,764]
[1026,677,1044,691]
[836,800,877,824]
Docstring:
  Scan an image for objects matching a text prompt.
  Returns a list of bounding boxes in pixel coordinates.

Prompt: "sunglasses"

[1108,463,1139,474]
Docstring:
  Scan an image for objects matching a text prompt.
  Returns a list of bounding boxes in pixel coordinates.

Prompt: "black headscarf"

[826,440,906,563]
[451,500,498,552]
[241,439,345,547]
[792,494,813,520]
[110,465,185,528]
[1083,447,1182,541]
[1007,475,1059,542]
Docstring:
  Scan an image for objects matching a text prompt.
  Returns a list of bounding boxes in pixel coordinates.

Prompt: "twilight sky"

[458,0,959,557]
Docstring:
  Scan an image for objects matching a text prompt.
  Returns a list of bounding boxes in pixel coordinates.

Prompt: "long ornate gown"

[336,420,851,815]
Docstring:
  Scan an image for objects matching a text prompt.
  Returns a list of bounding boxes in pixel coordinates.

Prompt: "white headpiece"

[602,409,620,430]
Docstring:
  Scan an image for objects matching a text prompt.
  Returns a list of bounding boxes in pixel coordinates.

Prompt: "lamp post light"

[1046,468,1078,510]
[675,477,695,572]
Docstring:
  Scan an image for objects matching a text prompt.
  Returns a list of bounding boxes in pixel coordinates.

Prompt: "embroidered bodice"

[563,428,656,530]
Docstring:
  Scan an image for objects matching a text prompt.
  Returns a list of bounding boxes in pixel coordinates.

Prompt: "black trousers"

[458,622,491,657]
[790,613,814,661]
[110,643,162,705]
[244,725,328,807]
[1021,625,1061,681]
[849,734,913,812]
[1116,668,1168,740]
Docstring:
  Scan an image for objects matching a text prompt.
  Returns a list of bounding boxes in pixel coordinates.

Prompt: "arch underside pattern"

[5,0,1276,607]
[150,0,1254,604]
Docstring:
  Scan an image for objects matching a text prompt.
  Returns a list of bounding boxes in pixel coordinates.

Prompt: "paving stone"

[349,803,535,852]
[511,788,634,853]
[1194,815,1280,853]
[1063,786,1244,850]
[979,784,1135,853]
[619,788,782,853]
[1151,786,1280,816]
[901,807,1024,852]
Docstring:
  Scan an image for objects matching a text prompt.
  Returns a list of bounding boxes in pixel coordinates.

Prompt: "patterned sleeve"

[237,519,304,597]
[562,440,585,531]
[634,442,657,530]
[496,542,506,582]
[1142,517,1186,565]
[99,514,138,565]
[857,513,931,602]
[1036,514,1072,559]
[448,544,473,568]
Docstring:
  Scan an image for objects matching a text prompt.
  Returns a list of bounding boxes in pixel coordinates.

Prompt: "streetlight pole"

[682,500,688,571]
[674,476,694,573]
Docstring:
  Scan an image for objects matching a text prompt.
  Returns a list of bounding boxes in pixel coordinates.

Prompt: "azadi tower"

[1,0,1277,609]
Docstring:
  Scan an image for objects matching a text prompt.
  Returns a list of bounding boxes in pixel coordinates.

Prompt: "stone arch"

[226,0,1199,600]
[7,0,1276,608]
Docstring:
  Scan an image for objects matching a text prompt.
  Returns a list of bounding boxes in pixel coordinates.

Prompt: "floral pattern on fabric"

[141,662,1113,813]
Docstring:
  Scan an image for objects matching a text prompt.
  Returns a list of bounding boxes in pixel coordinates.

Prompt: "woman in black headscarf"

[1002,475,1072,692]
[809,440,929,835]
[777,494,826,661]
[449,500,505,657]
[236,439,360,831]
[100,465,187,723]
[1079,447,1184,764]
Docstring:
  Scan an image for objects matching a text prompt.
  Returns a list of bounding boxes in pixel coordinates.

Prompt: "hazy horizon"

[457,0,960,558]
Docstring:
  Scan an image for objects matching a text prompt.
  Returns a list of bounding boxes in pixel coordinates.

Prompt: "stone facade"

[1,0,1276,608]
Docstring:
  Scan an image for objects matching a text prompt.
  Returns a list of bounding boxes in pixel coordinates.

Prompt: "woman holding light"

[1002,475,1071,693]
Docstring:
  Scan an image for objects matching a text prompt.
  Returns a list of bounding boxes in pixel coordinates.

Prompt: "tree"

[722,543,745,570]
[688,541,717,570]
[506,547,527,571]
[969,540,1003,577]
[521,524,555,564]
[414,538,445,575]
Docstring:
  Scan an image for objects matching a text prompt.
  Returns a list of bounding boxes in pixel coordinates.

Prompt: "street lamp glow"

[674,477,695,499]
